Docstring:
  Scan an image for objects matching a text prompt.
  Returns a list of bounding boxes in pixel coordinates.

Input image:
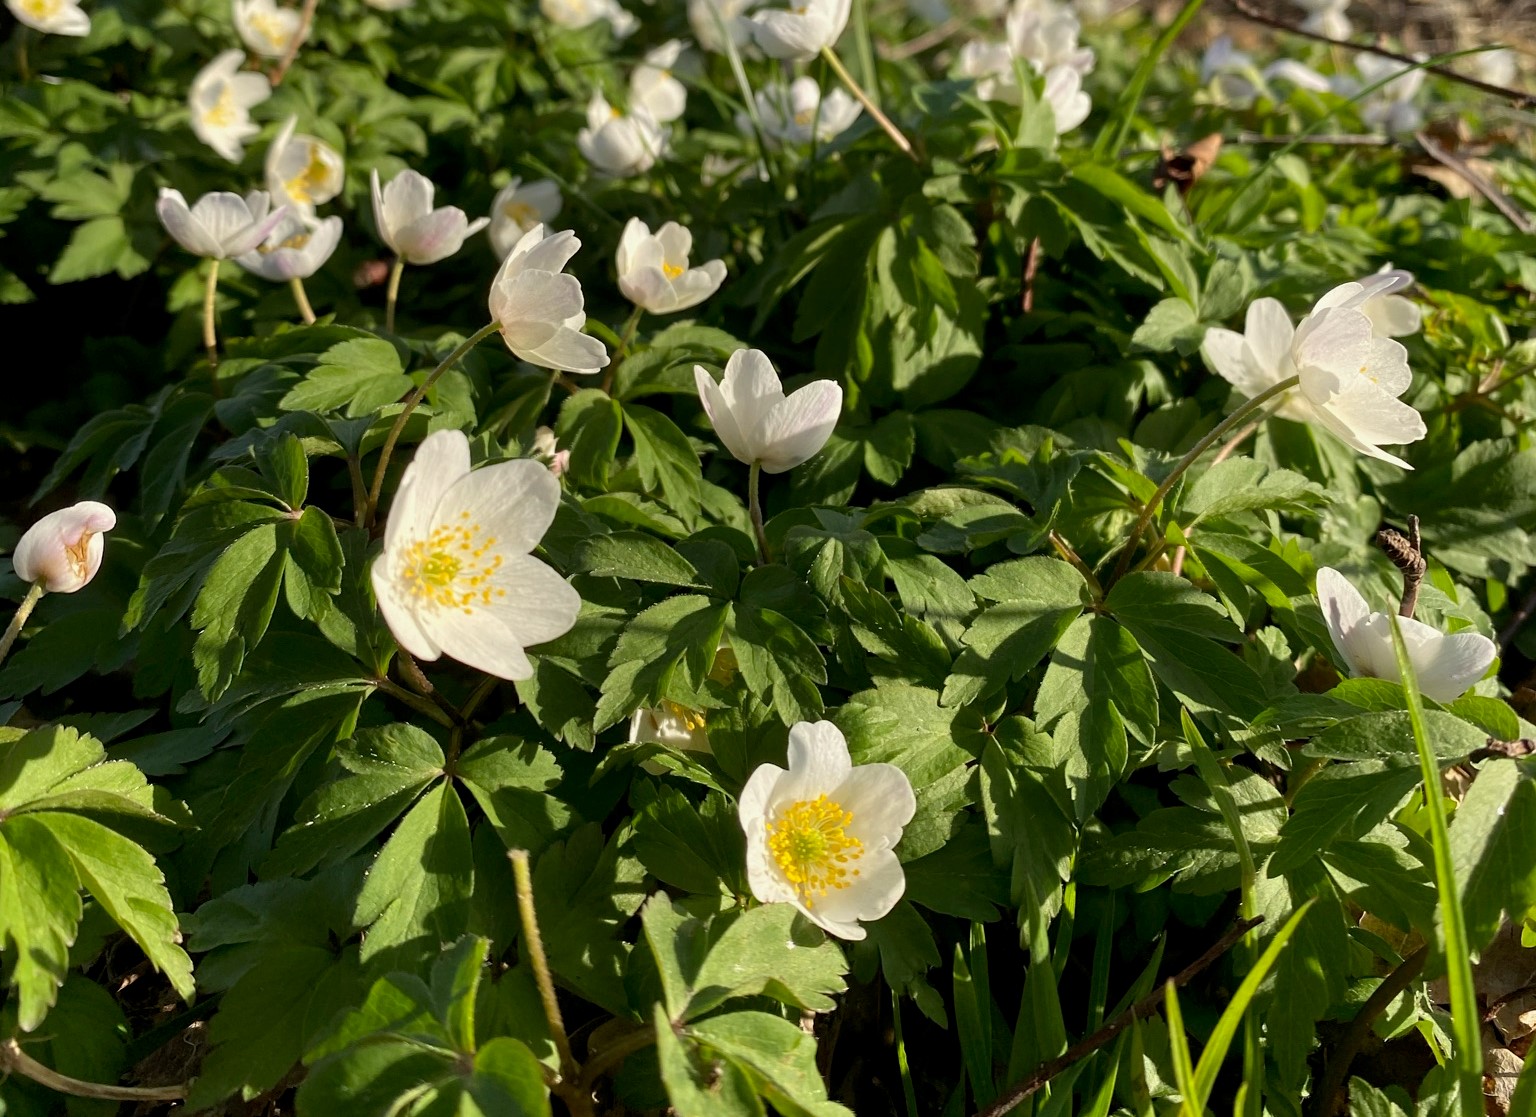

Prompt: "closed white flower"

[616,218,726,315]
[157,187,289,260]
[688,0,760,53]
[370,168,489,265]
[1006,0,1094,76]
[1317,567,1495,704]
[12,502,116,594]
[955,39,1017,102]
[371,430,580,681]
[739,720,915,941]
[630,39,689,124]
[1292,0,1349,39]
[233,211,342,281]
[695,349,842,474]
[1201,289,1427,468]
[1474,48,1517,88]
[750,0,850,61]
[6,0,89,35]
[748,77,861,144]
[265,116,344,214]
[488,178,563,259]
[232,0,305,58]
[188,50,271,164]
[577,93,667,177]
[1042,64,1090,133]
[489,224,609,375]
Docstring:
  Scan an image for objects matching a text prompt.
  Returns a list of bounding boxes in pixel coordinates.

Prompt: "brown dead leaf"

[1154,133,1223,195]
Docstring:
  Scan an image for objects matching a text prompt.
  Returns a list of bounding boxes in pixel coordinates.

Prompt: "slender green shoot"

[891,988,920,1117]
[1094,0,1206,161]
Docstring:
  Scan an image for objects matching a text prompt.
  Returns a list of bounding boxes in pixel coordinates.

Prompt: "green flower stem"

[0,582,45,670]
[1110,375,1299,583]
[290,276,316,324]
[602,305,644,394]
[748,461,770,565]
[509,849,592,1117]
[202,258,221,369]
[820,47,918,162]
[0,1038,186,1103]
[383,257,405,334]
[363,320,501,529]
[1390,615,1483,1117]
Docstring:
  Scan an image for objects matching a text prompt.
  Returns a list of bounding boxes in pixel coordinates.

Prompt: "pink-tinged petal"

[222,204,292,258]
[157,189,222,257]
[12,501,116,593]
[434,458,562,556]
[396,208,471,264]
[381,169,435,233]
[758,378,843,473]
[382,429,472,558]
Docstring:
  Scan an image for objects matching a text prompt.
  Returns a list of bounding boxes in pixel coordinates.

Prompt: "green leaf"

[1449,759,1536,953]
[632,786,743,897]
[556,388,624,489]
[689,903,848,1019]
[354,780,473,971]
[731,603,827,727]
[191,521,287,700]
[1272,762,1425,873]
[0,815,80,1030]
[280,338,411,416]
[690,1011,854,1117]
[595,594,729,731]
[576,531,704,587]
[1131,297,1202,354]
[625,403,703,519]
[655,1003,762,1117]
[456,734,569,855]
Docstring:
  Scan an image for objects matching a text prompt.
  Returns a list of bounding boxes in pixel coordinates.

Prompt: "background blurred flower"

[370,168,488,265]
[747,77,862,144]
[630,39,689,123]
[6,0,90,35]
[689,0,761,52]
[751,0,851,60]
[617,218,726,314]
[265,116,344,214]
[577,93,667,176]
[188,50,271,162]
[488,178,563,259]
[233,0,306,59]
[233,212,342,281]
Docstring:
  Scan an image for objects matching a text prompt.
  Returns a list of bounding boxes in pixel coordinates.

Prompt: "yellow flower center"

[661,700,707,732]
[399,513,507,614]
[63,533,94,579]
[503,200,539,227]
[794,108,816,126]
[258,231,312,255]
[662,261,684,279]
[248,9,292,51]
[767,794,863,910]
[203,85,237,128]
[21,0,63,17]
[284,143,332,205]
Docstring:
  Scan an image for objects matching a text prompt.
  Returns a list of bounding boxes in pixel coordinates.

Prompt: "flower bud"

[13,502,117,594]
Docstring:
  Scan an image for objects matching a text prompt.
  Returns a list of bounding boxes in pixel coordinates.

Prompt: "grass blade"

[1093,0,1206,161]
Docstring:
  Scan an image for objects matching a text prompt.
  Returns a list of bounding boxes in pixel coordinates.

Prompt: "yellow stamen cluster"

[21,0,63,16]
[661,700,707,733]
[63,533,93,579]
[767,795,862,910]
[707,647,738,686]
[793,108,816,127]
[284,144,332,205]
[503,201,539,228]
[399,512,507,614]
[203,85,237,128]
[259,230,313,255]
[247,10,292,51]
[662,261,685,280]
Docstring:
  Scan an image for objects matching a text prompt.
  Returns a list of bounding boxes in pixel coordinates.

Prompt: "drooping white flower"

[1262,58,1332,94]
[750,0,851,61]
[488,178,563,259]
[265,116,344,215]
[232,0,305,58]
[746,77,862,144]
[489,224,609,375]
[157,188,289,260]
[1316,567,1495,704]
[1292,0,1350,39]
[370,168,489,265]
[688,0,761,52]
[6,0,89,35]
[616,218,727,315]
[371,430,581,682]
[12,502,116,594]
[1201,290,1427,468]
[1312,270,1422,338]
[233,211,343,281]
[188,50,271,163]
[1006,0,1094,76]
[695,349,842,474]
[541,0,636,36]
[577,93,667,177]
[1341,54,1425,134]
[630,40,689,124]
[739,720,915,941]
[1042,64,1090,133]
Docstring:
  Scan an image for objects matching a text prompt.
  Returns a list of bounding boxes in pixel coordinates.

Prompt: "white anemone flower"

[750,0,851,61]
[265,116,344,215]
[232,0,305,58]
[695,349,842,474]
[488,178,563,259]
[157,188,289,260]
[1202,35,1261,105]
[489,224,609,375]
[233,211,342,281]
[1312,270,1422,338]
[630,703,712,758]
[747,77,862,144]
[1042,64,1090,133]
[12,502,116,594]
[1316,567,1495,703]
[1005,0,1094,75]
[577,93,667,177]
[1474,48,1517,88]
[541,0,636,36]
[1292,0,1350,39]
[371,430,581,682]
[688,0,761,53]
[955,39,1017,102]
[616,218,727,315]
[631,39,689,124]
[6,0,89,35]
[370,168,489,265]
[1202,292,1427,468]
[188,50,271,163]
[739,720,915,941]
[1344,54,1425,134]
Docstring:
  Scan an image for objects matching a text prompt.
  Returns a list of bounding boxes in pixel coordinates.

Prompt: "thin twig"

[1022,236,1041,314]
[821,46,919,161]
[1413,130,1535,234]
[1233,131,1393,146]
[0,1039,187,1102]
[1376,515,1425,620]
[879,15,963,61]
[1310,946,1429,1117]
[1049,530,1103,599]
[1229,0,1536,109]
[576,1026,656,1091]
[1497,583,1536,650]
[975,916,1265,1117]
[269,0,319,86]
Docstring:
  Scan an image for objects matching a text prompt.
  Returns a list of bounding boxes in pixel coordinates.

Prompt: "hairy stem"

[202,258,221,370]
[748,461,770,565]
[820,47,917,161]
[0,1038,186,1102]
[290,276,317,324]
[1110,376,1299,583]
[384,257,405,334]
[364,321,500,529]
[0,583,46,670]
